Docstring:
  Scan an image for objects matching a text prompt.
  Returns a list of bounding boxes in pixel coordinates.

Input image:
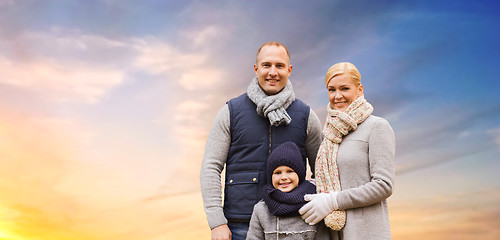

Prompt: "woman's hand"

[299,192,339,225]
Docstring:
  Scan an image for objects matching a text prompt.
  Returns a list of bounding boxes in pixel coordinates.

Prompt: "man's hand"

[299,192,339,225]
[211,224,232,240]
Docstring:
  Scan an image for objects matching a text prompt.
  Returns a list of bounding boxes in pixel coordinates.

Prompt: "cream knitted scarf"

[315,96,373,230]
[247,76,295,126]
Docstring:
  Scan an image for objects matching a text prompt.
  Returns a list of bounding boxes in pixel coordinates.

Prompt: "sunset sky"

[0,0,499,239]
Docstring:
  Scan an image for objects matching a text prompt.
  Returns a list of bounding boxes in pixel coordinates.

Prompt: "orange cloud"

[0,105,214,239]
[0,26,237,239]
[390,189,500,240]
[0,107,95,239]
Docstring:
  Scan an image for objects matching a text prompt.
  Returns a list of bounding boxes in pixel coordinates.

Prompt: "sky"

[0,0,499,239]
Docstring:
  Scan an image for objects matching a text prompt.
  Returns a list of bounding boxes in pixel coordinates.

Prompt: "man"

[200,41,322,240]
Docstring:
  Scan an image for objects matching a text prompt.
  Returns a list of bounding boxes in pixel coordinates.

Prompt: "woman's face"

[327,74,363,111]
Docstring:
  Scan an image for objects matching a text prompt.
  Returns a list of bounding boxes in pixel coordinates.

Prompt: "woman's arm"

[337,118,396,210]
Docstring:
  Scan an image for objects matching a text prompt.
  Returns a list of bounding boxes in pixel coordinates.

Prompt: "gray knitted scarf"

[247,76,295,126]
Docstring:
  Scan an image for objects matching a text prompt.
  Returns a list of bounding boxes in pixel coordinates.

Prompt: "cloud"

[129,20,247,198]
[0,23,232,199]
[0,108,89,239]
[151,95,225,195]
[0,25,225,201]
[178,67,223,91]
[0,2,496,240]
[0,105,210,240]
[133,33,225,92]
[390,188,500,240]
[0,55,124,103]
[0,28,131,103]
[0,0,13,7]
[488,127,500,148]
[0,25,228,103]
[188,25,227,48]
[393,103,500,174]
[0,27,132,65]
[130,24,235,196]
[134,39,206,75]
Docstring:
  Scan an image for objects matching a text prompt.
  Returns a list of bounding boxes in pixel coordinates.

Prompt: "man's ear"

[288,65,293,77]
[254,64,258,75]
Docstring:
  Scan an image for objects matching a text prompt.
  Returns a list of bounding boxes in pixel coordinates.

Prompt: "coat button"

[229,179,233,183]
[252,178,257,182]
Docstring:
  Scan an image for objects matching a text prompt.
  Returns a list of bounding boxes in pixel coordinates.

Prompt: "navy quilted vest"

[224,93,309,220]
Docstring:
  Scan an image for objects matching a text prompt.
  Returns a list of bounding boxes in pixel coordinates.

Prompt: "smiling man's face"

[254,45,292,95]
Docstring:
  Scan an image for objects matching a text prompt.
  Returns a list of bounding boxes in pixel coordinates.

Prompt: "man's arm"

[305,109,322,178]
[200,104,231,230]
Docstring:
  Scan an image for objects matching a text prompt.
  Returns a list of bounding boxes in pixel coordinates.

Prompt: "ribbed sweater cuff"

[207,209,228,230]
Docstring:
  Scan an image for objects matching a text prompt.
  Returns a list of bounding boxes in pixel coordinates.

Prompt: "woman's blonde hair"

[325,62,361,87]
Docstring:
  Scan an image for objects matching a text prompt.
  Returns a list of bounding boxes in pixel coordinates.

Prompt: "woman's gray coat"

[333,115,395,240]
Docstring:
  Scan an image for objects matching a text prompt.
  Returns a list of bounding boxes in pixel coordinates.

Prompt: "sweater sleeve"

[200,104,231,229]
[305,109,323,178]
[337,118,396,210]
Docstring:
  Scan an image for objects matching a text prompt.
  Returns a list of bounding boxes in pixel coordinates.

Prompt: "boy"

[246,142,330,239]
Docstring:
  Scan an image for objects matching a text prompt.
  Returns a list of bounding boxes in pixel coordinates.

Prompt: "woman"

[299,62,395,239]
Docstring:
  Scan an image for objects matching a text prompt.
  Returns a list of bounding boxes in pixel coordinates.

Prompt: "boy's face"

[272,165,299,193]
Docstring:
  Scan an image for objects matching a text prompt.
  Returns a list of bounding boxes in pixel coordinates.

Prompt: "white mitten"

[299,192,339,225]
